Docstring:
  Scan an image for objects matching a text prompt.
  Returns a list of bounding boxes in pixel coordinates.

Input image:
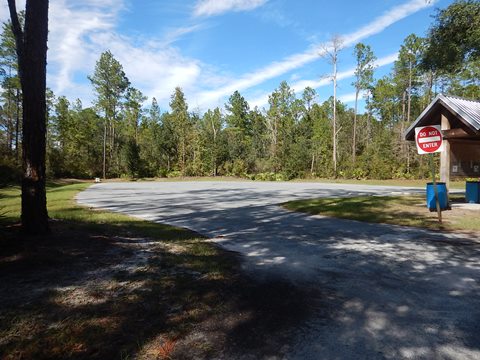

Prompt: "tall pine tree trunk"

[352,89,359,164]
[15,88,21,161]
[310,153,315,175]
[8,0,50,235]
[102,118,107,179]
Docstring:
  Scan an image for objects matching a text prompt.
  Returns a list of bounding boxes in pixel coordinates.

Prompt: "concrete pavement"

[77,181,480,359]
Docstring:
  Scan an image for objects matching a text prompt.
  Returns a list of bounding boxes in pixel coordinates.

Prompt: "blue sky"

[0,0,454,113]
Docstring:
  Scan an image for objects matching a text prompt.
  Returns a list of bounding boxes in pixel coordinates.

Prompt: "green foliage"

[199,107,224,176]
[167,170,182,178]
[169,87,193,175]
[88,50,130,178]
[124,139,141,178]
[423,0,480,73]
[266,81,299,173]
[0,2,477,183]
[352,43,376,95]
[224,91,254,172]
[0,15,23,173]
[47,99,103,178]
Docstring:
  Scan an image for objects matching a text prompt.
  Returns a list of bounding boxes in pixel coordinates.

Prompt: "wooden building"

[404,94,480,188]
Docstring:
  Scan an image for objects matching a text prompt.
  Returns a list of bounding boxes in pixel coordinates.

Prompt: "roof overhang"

[404,94,480,141]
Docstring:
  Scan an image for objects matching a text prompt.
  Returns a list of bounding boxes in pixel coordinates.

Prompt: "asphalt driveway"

[77,181,480,359]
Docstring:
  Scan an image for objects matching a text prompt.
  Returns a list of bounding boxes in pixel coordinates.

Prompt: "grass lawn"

[283,194,480,232]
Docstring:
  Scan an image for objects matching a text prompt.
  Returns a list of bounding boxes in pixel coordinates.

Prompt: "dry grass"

[284,194,480,232]
[291,178,467,189]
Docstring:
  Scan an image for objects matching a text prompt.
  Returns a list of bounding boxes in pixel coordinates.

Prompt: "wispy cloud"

[257,3,311,40]
[0,0,432,112]
[43,0,207,107]
[161,24,205,46]
[0,0,210,107]
[48,0,120,95]
[193,0,267,17]
[90,32,203,104]
[248,53,399,109]
[343,0,437,46]
[195,0,435,108]
[339,91,368,104]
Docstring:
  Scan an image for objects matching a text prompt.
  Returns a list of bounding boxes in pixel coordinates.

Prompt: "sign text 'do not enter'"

[415,125,444,155]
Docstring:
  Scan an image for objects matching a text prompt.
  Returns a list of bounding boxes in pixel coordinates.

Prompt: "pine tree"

[88,50,130,178]
[352,43,376,163]
[7,0,50,234]
[169,87,191,175]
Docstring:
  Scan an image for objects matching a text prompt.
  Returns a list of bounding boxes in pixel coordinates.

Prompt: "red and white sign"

[415,125,444,155]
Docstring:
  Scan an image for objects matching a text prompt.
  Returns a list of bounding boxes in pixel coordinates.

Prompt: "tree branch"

[7,0,24,63]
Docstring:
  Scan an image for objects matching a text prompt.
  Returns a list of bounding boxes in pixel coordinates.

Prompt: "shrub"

[167,170,182,178]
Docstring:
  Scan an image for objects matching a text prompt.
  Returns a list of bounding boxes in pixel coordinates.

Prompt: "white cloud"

[48,0,119,95]
[195,47,320,106]
[161,24,205,46]
[193,0,267,17]
[0,4,8,21]
[339,91,367,104]
[194,0,434,108]
[342,0,437,46]
[90,32,203,104]
[291,52,399,92]
[0,0,431,112]
[248,53,399,109]
[44,0,208,107]
[0,0,26,23]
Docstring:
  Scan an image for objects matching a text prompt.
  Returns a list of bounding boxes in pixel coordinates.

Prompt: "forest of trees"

[1,1,479,184]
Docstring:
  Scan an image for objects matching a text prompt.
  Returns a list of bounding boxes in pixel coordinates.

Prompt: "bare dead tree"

[321,35,344,177]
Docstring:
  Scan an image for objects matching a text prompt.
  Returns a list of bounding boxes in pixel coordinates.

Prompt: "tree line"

[1,0,479,185]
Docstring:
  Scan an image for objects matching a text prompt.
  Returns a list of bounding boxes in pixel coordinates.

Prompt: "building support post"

[440,113,451,205]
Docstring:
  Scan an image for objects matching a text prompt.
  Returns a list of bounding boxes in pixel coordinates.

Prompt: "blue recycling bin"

[426,182,448,211]
[465,181,480,204]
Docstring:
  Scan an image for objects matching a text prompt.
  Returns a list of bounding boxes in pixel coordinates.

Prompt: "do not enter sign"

[415,125,444,154]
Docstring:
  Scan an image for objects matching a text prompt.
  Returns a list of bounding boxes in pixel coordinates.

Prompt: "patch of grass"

[284,194,480,232]
[0,182,197,241]
[0,181,245,359]
[292,178,466,189]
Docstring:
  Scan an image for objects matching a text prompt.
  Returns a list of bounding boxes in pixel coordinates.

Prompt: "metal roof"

[404,94,480,140]
[444,95,480,130]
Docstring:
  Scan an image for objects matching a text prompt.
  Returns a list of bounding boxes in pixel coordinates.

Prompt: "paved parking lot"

[77,181,480,359]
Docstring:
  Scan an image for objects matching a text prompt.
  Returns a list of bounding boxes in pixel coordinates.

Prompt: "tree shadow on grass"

[0,219,243,359]
[0,215,336,359]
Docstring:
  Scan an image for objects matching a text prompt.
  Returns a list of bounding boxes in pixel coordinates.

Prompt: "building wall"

[450,140,480,177]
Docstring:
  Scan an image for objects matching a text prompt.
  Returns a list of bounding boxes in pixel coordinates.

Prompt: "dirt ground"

[0,220,318,359]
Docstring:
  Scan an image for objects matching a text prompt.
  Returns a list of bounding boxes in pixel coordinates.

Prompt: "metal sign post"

[429,154,442,223]
[415,125,444,223]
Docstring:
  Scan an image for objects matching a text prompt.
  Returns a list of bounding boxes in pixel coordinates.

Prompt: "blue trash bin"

[426,182,448,211]
[465,181,480,204]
